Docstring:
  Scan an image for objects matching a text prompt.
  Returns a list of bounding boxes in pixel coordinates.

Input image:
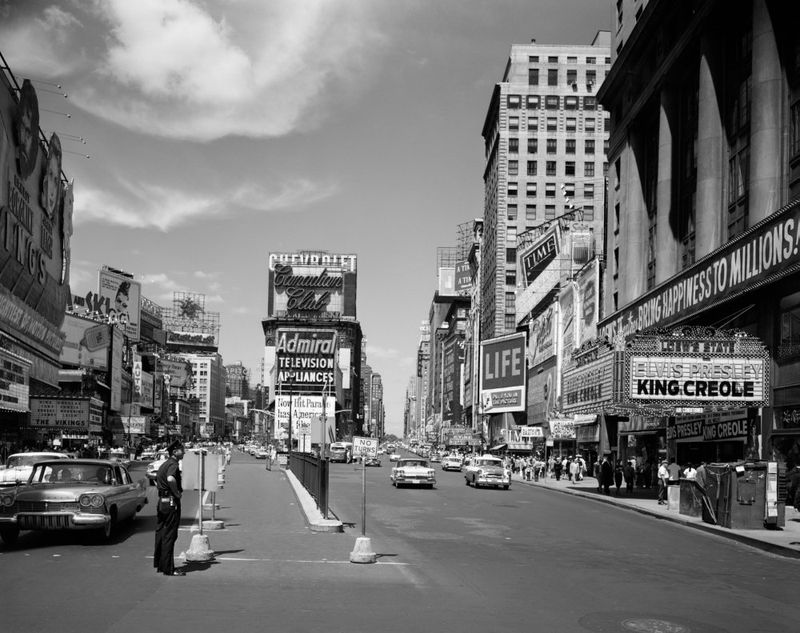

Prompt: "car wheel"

[0,526,19,545]
[98,510,115,542]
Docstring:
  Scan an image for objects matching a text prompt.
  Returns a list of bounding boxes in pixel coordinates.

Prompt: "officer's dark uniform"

[153,446,183,575]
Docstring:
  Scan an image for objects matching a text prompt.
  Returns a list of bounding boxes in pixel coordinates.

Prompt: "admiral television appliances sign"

[276,328,337,390]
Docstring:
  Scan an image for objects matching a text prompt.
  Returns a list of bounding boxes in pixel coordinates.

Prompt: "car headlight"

[79,494,105,509]
[1,494,14,507]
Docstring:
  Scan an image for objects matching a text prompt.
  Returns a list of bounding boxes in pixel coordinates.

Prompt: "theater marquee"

[624,327,769,411]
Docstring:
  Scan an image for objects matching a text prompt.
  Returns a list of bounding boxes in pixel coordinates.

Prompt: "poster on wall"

[480,332,527,414]
[98,268,141,341]
[559,282,577,358]
[576,259,600,346]
[527,303,557,367]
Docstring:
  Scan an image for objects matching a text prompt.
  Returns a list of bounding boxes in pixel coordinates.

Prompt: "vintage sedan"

[0,459,148,545]
[390,458,436,488]
[363,455,382,467]
[0,452,69,487]
[441,454,464,472]
[463,455,511,489]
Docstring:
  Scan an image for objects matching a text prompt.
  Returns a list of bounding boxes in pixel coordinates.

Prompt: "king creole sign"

[624,327,769,411]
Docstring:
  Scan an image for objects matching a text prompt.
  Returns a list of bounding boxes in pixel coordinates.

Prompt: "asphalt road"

[2,451,799,633]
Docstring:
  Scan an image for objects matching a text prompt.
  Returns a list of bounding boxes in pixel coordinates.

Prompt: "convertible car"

[390,458,436,488]
[0,459,148,545]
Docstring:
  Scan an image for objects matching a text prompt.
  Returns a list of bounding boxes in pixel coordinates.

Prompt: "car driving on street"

[390,458,436,488]
[463,455,511,489]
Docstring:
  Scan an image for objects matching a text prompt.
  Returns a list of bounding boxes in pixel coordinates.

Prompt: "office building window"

[509,115,519,130]
[507,204,517,221]
[587,69,597,86]
[546,138,557,154]
[527,138,538,153]
[585,162,595,177]
[585,139,595,154]
[567,69,577,85]
[507,94,521,109]
[506,249,516,264]
[548,68,558,86]
[545,95,560,110]
[585,118,596,132]
[587,56,596,64]
[508,182,518,197]
[647,208,657,290]
[545,182,556,198]
[546,160,557,176]
[509,138,519,153]
[526,182,537,197]
[566,139,576,154]
[548,56,558,63]
[583,96,597,110]
[527,95,540,109]
[583,205,595,222]
[504,314,517,330]
[508,160,518,175]
[505,292,516,311]
[528,116,538,129]
[565,96,579,110]
[566,117,577,132]
[565,161,575,176]
[546,117,557,131]
[726,16,752,240]
[526,204,537,222]
[527,160,537,176]
[529,55,539,63]
[605,57,611,64]
[545,205,556,219]
[563,182,575,198]
[584,183,594,198]
[505,270,516,286]
[528,68,539,85]
[506,225,517,241]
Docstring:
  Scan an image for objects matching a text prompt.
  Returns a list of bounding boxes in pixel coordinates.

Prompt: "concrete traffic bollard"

[184,533,215,562]
[349,536,377,564]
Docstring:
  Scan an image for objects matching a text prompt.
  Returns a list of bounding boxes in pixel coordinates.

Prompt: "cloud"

[73,176,337,230]
[1,0,388,141]
[367,345,413,366]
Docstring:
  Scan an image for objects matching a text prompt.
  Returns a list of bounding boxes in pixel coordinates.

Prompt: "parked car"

[0,459,148,544]
[390,458,436,489]
[441,454,464,471]
[463,455,511,489]
[363,456,382,467]
[0,452,69,487]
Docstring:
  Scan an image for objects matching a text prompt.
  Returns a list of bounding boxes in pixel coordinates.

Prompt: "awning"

[572,414,598,426]
[488,443,507,451]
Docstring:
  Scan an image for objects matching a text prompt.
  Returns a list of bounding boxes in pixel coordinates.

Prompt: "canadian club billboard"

[480,332,526,414]
[624,327,769,411]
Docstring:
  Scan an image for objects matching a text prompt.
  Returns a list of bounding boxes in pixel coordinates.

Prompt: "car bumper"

[393,478,436,485]
[475,477,510,487]
[0,512,109,530]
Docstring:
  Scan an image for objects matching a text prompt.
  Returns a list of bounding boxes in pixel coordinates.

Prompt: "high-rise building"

[183,353,226,439]
[225,361,250,399]
[481,32,611,338]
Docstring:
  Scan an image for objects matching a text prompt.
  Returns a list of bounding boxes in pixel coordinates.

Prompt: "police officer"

[154,440,185,576]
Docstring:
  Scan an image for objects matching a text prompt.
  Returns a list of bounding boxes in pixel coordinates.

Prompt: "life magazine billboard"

[480,332,526,414]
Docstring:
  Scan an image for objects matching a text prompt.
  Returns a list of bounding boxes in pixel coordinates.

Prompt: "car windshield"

[401,460,428,468]
[6,454,62,468]
[476,459,502,466]
[30,462,117,484]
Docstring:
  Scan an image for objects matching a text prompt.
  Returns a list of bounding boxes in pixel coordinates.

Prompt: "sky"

[0,0,608,437]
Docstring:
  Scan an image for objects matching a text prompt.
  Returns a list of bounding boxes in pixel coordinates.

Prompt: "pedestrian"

[614,459,623,495]
[553,458,563,481]
[154,440,186,577]
[600,455,614,495]
[657,458,669,505]
[683,463,697,481]
[594,458,602,492]
[623,460,635,494]
[667,457,681,485]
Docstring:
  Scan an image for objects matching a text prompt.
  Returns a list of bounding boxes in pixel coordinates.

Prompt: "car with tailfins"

[0,459,148,544]
[0,452,70,488]
[390,458,436,488]
[463,454,511,489]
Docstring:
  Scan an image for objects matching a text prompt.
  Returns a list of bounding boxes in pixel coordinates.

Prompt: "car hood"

[11,483,119,501]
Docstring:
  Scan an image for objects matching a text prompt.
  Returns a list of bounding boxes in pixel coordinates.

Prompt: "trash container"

[702,461,784,529]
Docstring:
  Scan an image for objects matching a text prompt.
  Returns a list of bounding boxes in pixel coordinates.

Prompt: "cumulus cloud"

[2,0,388,140]
[73,176,337,230]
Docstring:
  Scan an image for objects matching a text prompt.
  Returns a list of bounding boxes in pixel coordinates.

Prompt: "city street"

[3,451,799,633]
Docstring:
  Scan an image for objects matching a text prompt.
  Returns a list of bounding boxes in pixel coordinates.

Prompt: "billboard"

[30,396,103,430]
[98,268,142,341]
[559,283,577,358]
[274,395,336,443]
[527,303,557,367]
[268,251,357,319]
[60,314,111,370]
[1,77,72,383]
[275,328,337,391]
[576,259,600,345]
[521,225,560,286]
[455,261,472,294]
[480,332,526,414]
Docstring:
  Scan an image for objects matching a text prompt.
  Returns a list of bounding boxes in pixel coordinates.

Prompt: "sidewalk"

[511,472,800,558]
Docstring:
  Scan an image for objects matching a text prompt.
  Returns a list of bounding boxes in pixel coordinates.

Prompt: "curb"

[283,468,343,533]
[516,477,800,559]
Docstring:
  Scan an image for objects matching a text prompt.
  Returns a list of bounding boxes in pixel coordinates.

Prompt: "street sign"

[352,436,378,458]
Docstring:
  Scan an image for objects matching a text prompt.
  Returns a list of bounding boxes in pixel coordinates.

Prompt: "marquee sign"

[562,340,620,415]
[624,327,769,411]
